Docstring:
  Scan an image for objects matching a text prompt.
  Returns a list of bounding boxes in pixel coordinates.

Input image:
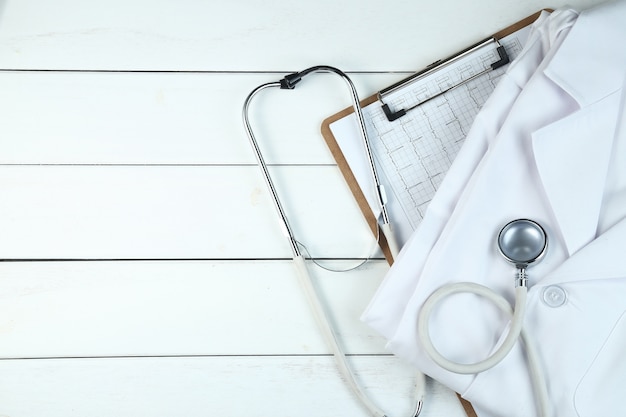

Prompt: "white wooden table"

[0,0,604,415]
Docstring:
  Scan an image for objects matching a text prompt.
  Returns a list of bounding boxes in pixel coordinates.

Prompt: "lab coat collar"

[532,0,626,256]
[543,0,626,108]
[531,91,620,256]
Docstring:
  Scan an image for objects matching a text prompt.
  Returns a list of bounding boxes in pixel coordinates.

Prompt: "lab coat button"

[542,286,567,307]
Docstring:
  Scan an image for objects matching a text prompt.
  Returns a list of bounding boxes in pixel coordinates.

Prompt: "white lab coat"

[362,1,626,416]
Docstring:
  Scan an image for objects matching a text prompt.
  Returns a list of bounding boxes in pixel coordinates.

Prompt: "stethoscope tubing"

[293,254,389,417]
[242,67,423,417]
[417,283,550,416]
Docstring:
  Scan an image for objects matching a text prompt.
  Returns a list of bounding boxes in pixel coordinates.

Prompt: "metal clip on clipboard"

[378,37,510,122]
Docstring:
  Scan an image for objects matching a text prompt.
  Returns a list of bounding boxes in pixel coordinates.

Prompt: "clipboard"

[320,11,548,417]
[321,11,547,266]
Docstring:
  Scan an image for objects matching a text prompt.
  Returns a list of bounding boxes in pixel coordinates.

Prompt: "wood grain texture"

[0,260,392,358]
[0,0,602,71]
[0,356,465,417]
[0,72,403,165]
[0,165,379,259]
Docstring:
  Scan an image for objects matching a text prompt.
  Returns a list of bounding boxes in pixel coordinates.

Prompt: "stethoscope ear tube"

[244,66,400,260]
[243,80,302,258]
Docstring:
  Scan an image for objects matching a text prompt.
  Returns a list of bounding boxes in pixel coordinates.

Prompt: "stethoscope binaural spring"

[417,219,551,417]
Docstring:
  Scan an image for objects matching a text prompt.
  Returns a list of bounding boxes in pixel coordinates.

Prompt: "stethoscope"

[243,66,423,417]
[243,66,550,416]
[417,218,551,417]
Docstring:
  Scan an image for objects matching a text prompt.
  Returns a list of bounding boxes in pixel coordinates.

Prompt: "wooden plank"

[0,0,605,71]
[0,355,468,417]
[0,260,390,358]
[0,71,403,165]
[0,165,378,259]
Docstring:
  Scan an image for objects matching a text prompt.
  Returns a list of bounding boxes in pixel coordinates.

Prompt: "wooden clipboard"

[320,11,548,417]
[321,10,546,266]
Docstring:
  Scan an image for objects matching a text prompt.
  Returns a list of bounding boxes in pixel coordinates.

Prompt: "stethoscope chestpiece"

[497,219,547,287]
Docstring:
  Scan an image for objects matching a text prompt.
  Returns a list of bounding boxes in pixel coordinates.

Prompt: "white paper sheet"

[329,27,531,246]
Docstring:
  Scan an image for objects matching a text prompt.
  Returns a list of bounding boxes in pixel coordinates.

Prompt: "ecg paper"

[329,26,531,246]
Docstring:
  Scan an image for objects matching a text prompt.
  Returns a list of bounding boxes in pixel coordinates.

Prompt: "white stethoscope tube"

[243,66,424,417]
[416,219,551,417]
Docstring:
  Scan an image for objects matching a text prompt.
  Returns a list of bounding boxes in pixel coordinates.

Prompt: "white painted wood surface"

[0,0,606,416]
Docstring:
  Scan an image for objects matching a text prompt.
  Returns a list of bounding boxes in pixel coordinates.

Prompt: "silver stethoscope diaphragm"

[498,219,547,268]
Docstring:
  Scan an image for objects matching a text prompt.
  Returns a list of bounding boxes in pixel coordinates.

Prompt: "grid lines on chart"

[364,37,524,228]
